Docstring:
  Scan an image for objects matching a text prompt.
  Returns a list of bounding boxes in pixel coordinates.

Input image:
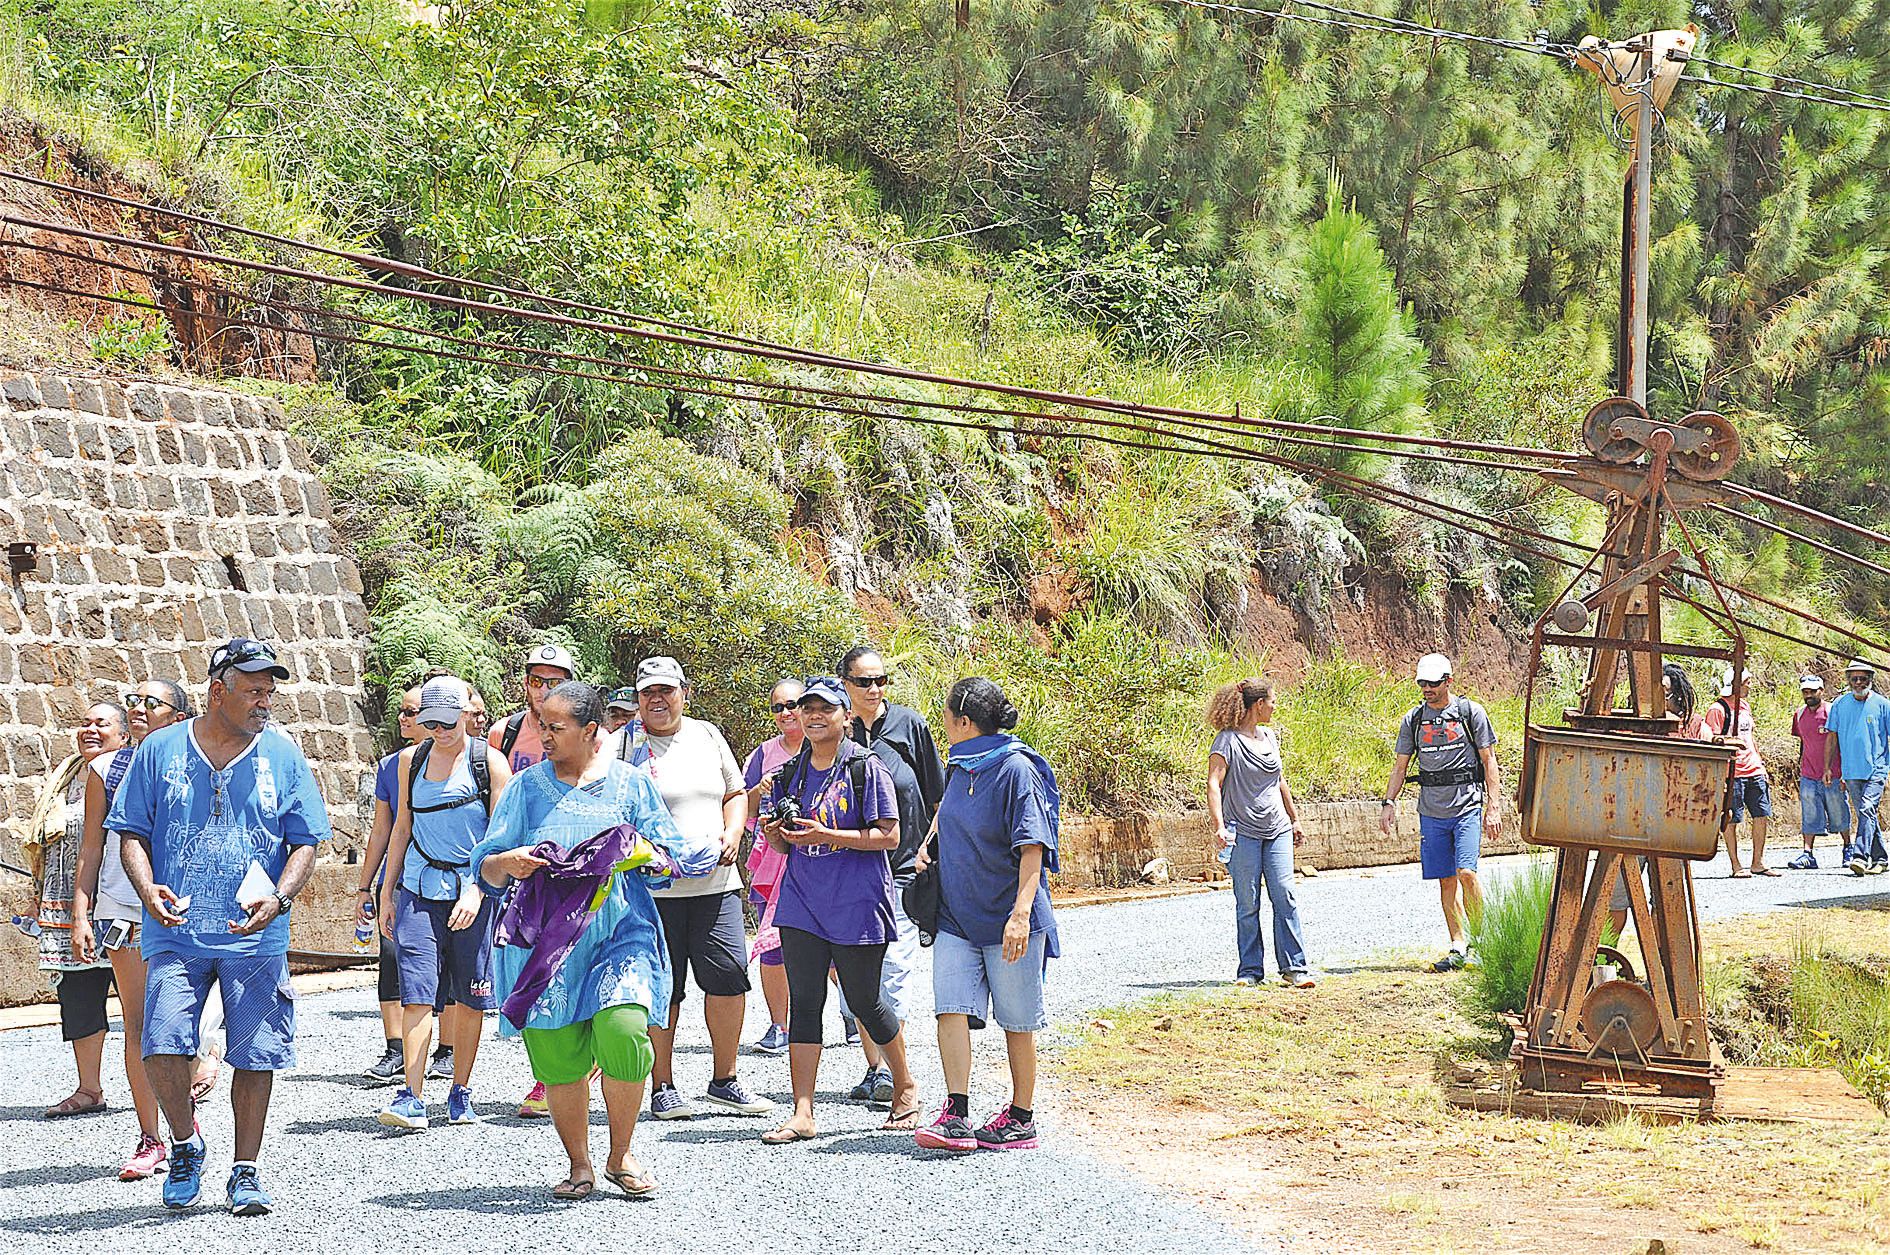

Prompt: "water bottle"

[10,914,41,938]
[1216,830,1235,866]
[352,901,375,954]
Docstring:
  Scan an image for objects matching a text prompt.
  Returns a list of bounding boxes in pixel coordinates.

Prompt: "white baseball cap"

[1718,668,1748,697]
[1800,675,1825,691]
[1414,653,1452,683]
[523,642,577,678]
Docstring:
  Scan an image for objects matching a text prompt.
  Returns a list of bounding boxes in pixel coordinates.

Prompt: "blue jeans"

[1845,774,1889,864]
[1228,831,1309,980]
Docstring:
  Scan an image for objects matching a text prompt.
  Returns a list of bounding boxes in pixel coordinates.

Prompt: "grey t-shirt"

[1210,727,1295,840]
[1394,697,1497,819]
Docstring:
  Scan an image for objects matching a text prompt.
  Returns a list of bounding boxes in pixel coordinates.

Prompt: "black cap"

[208,637,290,681]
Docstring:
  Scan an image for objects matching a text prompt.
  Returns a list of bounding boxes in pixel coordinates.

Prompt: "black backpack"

[497,711,527,759]
[775,742,872,825]
[1401,699,1488,790]
[404,739,492,884]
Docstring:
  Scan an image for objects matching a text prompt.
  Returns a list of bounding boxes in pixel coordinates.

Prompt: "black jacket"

[848,702,945,877]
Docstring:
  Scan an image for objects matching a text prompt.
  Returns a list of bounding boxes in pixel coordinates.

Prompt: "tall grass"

[1461,858,1555,1035]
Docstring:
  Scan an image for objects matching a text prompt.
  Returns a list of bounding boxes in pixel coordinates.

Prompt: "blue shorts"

[1419,810,1483,880]
[392,889,498,1011]
[144,950,295,1072]
[1799,777,1850,836]
[931,928,1048,1032]
[1730,775,1772,823]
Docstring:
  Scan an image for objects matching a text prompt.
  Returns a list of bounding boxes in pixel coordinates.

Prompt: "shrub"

[1461,857,1555,1035]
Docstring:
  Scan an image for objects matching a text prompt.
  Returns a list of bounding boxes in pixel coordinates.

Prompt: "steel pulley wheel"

[1581,396,1647,463]
[1671,410,1740,481]
[1579,978,1661,1054]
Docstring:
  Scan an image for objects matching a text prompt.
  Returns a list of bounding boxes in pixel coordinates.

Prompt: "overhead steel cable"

[0,202,1579,467]
[1672,50,1890,110]
[1706,502,1890,582]
[20,268,1885,663]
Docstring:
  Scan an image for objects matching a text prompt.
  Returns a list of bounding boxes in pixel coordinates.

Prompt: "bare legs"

[105,948,159,1139]
[759,962,789,1030]
[650,993,744,1089]
[547,1075,648,1189]
[935,1015,1036,1112]
[1438,869,1483,948]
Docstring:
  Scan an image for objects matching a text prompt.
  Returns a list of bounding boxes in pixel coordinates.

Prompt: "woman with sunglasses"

[378,676,513,1130]
[740,677,805,1054]
[756,676,921,1143]
[27,701,128,1124]
[71,682,193,1177]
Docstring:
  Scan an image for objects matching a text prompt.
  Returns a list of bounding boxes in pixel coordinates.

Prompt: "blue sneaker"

[163,1134,205,1209]
[1786,850,1818,870]
[226,1164,272,1216]
[446,1085,479,1125]
[750,1024,789,1055]
[702,1076,773,1115]
[649,1084,694,1120]
[377,1086,428,1130]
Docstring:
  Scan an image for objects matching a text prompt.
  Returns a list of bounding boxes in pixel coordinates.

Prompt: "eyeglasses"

[847,674,890,688]
[124,694,178,711]
[770,702,798,713]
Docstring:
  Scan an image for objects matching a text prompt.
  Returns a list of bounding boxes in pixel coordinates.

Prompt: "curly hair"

[1207,678,1273,731]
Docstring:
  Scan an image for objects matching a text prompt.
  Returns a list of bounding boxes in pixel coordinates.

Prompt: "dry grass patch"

[1058,908,1890,1254]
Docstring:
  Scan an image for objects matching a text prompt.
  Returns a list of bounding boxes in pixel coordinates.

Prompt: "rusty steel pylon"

[1512,27,1744,1100]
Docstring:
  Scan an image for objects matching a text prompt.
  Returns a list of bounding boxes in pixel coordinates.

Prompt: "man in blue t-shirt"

[1823,659,1890,874]
[109,638,330,1216]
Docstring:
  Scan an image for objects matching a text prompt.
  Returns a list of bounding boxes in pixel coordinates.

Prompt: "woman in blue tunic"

[913,678,1060,1154]
[470,683,718,1200]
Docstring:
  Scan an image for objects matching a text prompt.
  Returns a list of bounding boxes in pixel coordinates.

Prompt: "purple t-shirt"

[765,743,899,945]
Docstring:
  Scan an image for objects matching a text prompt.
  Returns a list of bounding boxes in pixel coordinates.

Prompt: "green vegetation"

[4,0,1885,810]
[1462,858,1557,1034]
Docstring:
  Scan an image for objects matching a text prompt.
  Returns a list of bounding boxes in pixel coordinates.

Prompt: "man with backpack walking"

[1379,653,1501,972]
[378,677,514,1130]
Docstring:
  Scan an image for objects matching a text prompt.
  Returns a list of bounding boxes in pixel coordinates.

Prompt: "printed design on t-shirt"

[161,759,277,937]
[162,754,194,809]
[786,763,852,858]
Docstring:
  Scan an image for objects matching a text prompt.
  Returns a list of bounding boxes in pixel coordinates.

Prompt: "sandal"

[880,1107,923,1131]
[551,1175,595,1201]
[604,1167,657,1198]
[1753,865,1781,876]
[761,1123,816,1144]
[44,1088,105,1119]
[1730,869,1752,879]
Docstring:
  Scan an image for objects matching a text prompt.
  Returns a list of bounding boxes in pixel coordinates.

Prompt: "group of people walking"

[22,634,1062,1215]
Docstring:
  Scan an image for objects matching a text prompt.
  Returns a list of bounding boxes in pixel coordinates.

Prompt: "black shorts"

[55,966,114,1041]
[655,891,751,1004]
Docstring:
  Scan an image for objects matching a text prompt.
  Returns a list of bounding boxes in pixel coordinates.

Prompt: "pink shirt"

[742,735,801,897]
[1792,702,1840,780]
[1703,698,1766,779]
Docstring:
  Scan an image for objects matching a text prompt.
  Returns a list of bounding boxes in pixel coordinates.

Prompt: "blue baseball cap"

[797,675,849,710]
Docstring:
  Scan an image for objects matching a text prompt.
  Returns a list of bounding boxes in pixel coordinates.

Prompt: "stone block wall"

[0,370,381,998]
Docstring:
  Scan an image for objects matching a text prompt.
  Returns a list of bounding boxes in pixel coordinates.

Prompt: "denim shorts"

[931,928,1048,1032]
[143,950,295,1072]
[1418,809,1483,880]
[1730,775,1773,823]
[1798,777,1850,836]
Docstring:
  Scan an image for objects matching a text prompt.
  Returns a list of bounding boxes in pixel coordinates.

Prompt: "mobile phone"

[101,919,133,952]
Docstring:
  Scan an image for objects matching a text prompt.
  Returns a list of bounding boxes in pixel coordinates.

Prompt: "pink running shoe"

[517,1081,550,1119]
[974,1108,1039,1150]
[913,1103,977,1153]
[119,1132,168,1180]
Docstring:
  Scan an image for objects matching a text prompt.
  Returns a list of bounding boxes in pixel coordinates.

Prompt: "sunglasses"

[524,673,568,690]
[770,701,799,713]
[419,718,458,731]
[847,674,890,688]
[1416,678,1446,689]
[397,706,420,718]
[124,694,178,711]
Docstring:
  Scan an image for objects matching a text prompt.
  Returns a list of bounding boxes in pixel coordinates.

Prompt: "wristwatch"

[273,891,292,915]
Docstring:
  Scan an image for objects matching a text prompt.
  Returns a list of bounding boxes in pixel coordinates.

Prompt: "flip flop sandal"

[551,1177,595,1201]
[44,1091,106,1119]
[761,1125,816,1145]
[604,1168,658,1198]
[880,1107,923,1131]
[1730,870,1753,878]
[1753,866,1782,876]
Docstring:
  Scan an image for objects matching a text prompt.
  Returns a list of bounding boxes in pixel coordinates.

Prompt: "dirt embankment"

[0,112,317,379]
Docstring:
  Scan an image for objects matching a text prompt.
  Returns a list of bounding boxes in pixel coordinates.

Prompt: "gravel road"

[1,853,1880,1253]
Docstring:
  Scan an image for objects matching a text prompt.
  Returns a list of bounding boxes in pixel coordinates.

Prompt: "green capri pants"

[521,1004,653,1086]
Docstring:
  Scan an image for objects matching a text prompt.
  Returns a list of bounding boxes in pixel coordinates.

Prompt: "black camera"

[768,796,801,826]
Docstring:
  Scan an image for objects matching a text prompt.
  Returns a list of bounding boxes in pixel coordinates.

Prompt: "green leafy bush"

[1461,857,1555,1035]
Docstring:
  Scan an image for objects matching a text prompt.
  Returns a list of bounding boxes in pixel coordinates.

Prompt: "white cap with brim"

[1719,668,1749,697]
[636,656,688,691]
[524,642,577,677]
[415,677,466,725]
[1800,675,1825,690]
[1414,653,1452,683]
[1847,658,1876,675]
